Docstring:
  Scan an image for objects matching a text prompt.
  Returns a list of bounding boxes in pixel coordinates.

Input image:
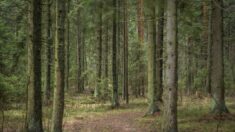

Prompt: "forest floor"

[64,110,146,132]
[2,94,235,132]
[62,94,235,132]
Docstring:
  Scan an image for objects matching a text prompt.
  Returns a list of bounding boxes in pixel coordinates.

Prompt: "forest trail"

[64,111,148,132]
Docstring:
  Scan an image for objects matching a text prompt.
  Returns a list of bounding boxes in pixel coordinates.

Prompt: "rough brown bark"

[51,0,66,131]
[44,0,53,104]
[162,0,178,131]
[76,1,83,93]
[137,0,145,97]
[137,0,144,44]
[26,0,43,131]
[186,37,193,95]
[112,0,119,108]
[123,0,129,104]
[145,0,159,115]
[95,1,103,98]
[156,0,164,103]
[211,0,229,114]
[65,0,71,91]
[206,3,212,94]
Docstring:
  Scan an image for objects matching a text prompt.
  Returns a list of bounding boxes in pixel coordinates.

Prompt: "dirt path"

[64,111,148,132]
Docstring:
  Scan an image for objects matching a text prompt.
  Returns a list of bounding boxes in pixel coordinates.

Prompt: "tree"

[112,0,119,108]
[162,0,178,131]
[104,24,109,99]
[95,0,103,98]
[25,0,43,131]
[123,0,129,104]
[51,0,66,131]
[211,0,229,114]
[76,0,83,93]
[137,0,144,45]
[137,0,145,97]
[65,0,71,91]
[145,0,159,115]
[44,0,53,104]
[186,36,193,95]
[206,0,212,95]
[156,0,164,103]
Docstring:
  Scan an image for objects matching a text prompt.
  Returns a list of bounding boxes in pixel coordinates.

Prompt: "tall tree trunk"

[51,0,66,131]
[186,37,193,95]
[44,0,53,104]
[95,1,103,98]
[206,0,212,94]
[104,24,109,98]
[123,0,129,104]
[65,0,70,91]
[162,0,178,131]
[26,0,43,131]
[117,0,123,99]
[137,0,144,45]
[202,0,209,92]
[112,0,119,108]
[211,0,229,114]
[156,0,164,103]
[146,0,159,115]
[81,27,86,91]
[137,0,145,97]
[76,2,82,93]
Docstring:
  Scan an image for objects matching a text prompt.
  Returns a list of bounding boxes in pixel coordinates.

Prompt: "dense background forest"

[0,0,235,131]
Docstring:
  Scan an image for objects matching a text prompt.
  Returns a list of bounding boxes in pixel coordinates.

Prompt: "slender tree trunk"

[51,0,66,131]
[112,0,119,108]
[206,0,212,94]
[123,0,129,104]
[162,0,178,131]
[81,27,86,91]
[44,0,53,104]
[104,24,109,98]
[65,0,71,91]
[76,2,82,93]
[137,0,144,45]
[156,0,164,103]
[26,0,43,131]
[95,1,103,98]
[146,0,159,115]
[186,37,193,95]
[211,0,229,114]
[137,0,145,97]
[202,0,209,92]
[117,0,124,99]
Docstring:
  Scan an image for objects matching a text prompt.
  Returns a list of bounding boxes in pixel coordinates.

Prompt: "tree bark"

[104,24,109,98]
[123,0,129,104]
[206,0,213,94]
[145,0,159,115]
[156,0,164,103]
[186,37,193,95]
[95,1,103,98]
[65,0,71,91]
[51,0,66,131]
[44,0,53,105]
[162,0,178,131]
[76,1,83,93]
[211,0,229,114]
[137,0,144,45]
[137,0,145,97]
[112,0,119,108]
[26,0,43,131]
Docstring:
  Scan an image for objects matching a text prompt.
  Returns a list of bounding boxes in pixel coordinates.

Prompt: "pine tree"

[26,0,43,131]
[162,0,178,131]
[51,0,66,131]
